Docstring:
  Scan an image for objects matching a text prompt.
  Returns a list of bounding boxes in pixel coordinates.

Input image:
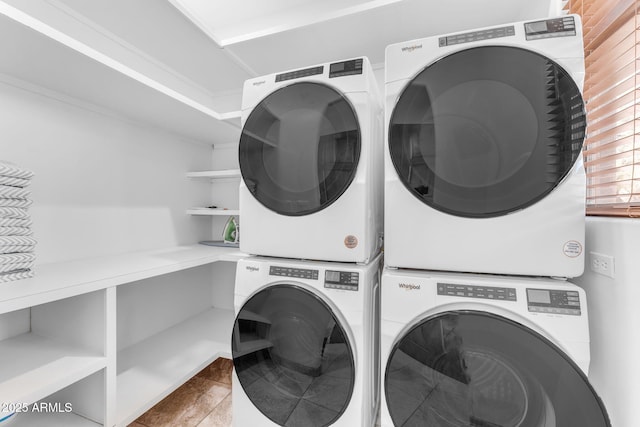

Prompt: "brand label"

[245,265,260,272]
[252,80,266,86]
[344,235,358,249]
[401,44,423,53]
[398,283,421,291]
[563,240,583,258]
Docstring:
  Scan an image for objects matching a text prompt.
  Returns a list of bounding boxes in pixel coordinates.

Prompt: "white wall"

[0,80,213,264]
[208,142,240,241]
[573,217,640,427]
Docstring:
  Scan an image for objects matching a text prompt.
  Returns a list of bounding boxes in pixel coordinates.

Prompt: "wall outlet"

[590,252,615,278]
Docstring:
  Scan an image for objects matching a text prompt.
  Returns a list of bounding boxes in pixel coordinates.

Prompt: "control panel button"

[325,270,359,291]
[525,16,576,40]
[269,266,319,280]
[329,58,363,78]
[527,288,581,316]
[437,283,517,301]
[276,66,324,82]
[439,25,515,47]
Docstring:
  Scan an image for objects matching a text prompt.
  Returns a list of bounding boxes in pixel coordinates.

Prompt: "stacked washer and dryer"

[231,58,384,426]
[380,16,611,427]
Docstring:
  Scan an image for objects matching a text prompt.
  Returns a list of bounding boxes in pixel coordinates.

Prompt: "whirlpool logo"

[252,80,266,86]
[401,44,423,53]
[398,283,421,291]
[245,266,260,272]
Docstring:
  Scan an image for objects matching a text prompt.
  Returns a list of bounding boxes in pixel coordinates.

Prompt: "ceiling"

[42,0,559,114]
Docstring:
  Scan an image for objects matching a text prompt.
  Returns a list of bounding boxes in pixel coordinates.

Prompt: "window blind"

[564,0,640,216]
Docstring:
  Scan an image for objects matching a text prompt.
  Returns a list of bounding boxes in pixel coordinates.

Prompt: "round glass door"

[239,82,361,216]
[388,46,586,218]
[232,284,355,426]
[385,311,610,426]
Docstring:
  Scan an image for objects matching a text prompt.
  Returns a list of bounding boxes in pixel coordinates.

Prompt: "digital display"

[326,271,341,282]
[527,289,551,304]
[525,21,548,34]
[524,17,575,40]
[329,59,363,78]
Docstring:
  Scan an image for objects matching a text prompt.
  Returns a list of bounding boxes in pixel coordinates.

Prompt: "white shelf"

[8,411,101,427]
[0,333,105,407]
[187,208,240,216]
[116,307,233,426]
[186,169,241,179]
[0,245,246,315]
[0,2,239,144]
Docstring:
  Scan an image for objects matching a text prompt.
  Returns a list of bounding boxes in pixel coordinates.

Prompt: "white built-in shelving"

[187,208,241,216]
[0,245,243,315]
[186,169,241,180]
[116,308,233,426]
[0,1,246,426]
[9,411,102,427]
[0,0,241,144]
[0,245,244,426]
[186,169,241,217]
[0,334,105,407]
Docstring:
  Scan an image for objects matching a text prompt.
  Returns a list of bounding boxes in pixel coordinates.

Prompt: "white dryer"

[380,268,610,427]
[239,57,383,263]
[231,254,381,427]
[384,16,587,277]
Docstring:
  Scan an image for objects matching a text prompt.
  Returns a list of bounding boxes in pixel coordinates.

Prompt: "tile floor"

[128,357,381,427]
[129,358,233,427]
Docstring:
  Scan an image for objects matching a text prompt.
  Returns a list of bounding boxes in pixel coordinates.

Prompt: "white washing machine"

[384,16,587,277]
[380,268,610,427]
[231,254,381,427]
[238,57,383,263]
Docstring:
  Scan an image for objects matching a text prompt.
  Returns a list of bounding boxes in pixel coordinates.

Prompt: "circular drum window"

[232,285,355,426]
[239,82,361,216]
[388,46,586,218]
[385,311,610,426]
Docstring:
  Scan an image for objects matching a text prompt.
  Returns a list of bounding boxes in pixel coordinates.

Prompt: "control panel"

[437,283,517,301]
[527,288,581,316]
[275,66,324,82]
[525,16,576,40]
[325,270,359,291]
[329,58,363,78]
[439,25,515,47]
[269,266,319,280]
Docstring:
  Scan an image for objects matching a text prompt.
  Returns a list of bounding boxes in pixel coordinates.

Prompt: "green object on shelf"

[223,216,239,244]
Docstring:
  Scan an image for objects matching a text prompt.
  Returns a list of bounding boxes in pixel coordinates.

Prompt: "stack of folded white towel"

[0,161,36,283]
